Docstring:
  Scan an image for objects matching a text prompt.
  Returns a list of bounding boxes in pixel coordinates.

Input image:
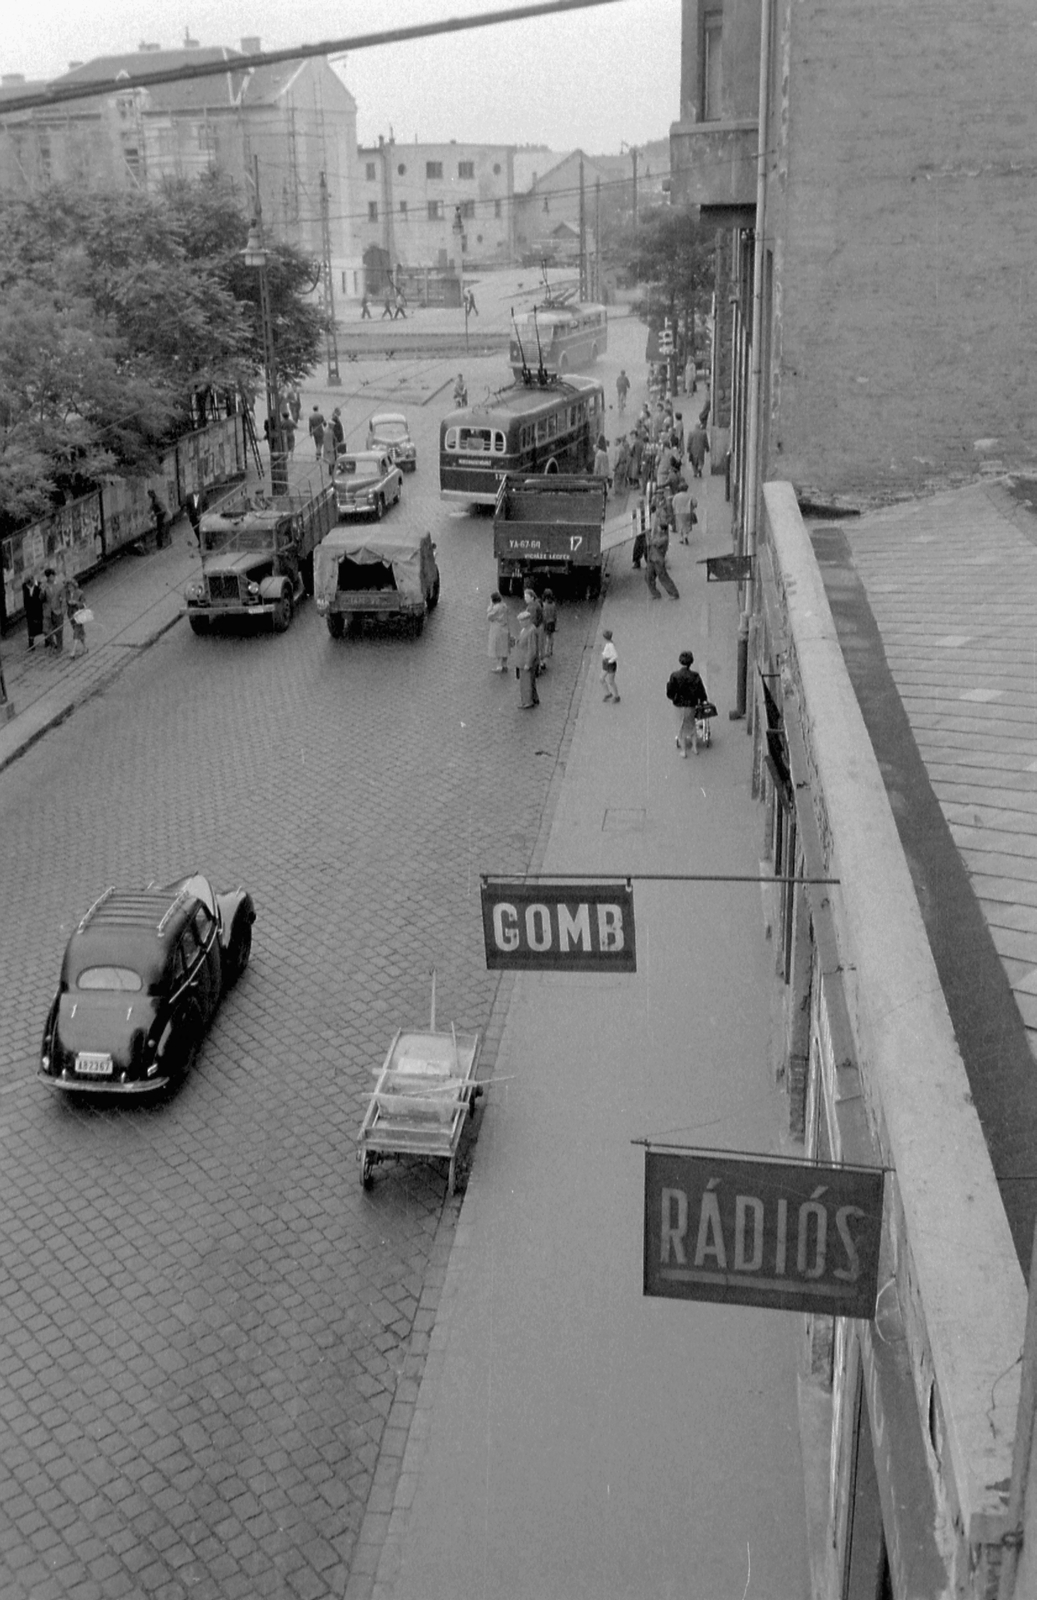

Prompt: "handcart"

[357,974,482,1195]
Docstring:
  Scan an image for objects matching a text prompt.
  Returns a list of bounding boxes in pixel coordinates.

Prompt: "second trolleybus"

[439,374,606,506]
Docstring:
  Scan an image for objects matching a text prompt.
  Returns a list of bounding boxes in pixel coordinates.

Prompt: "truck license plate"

[76,1053,114,1076]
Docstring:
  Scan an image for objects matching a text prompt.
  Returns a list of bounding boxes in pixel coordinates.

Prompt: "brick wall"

[766,0,1037,501]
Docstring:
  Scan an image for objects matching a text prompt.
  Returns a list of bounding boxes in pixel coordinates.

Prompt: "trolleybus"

[508,303,608,378]
[439,374,605,506]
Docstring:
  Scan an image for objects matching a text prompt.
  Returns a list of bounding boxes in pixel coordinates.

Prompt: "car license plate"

[76,1052,113,1076]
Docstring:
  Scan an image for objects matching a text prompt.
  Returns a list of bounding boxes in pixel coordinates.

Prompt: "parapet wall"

[762,479,1026,1591]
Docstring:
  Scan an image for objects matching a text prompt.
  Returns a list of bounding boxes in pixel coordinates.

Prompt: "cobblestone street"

[0,345,619,1599]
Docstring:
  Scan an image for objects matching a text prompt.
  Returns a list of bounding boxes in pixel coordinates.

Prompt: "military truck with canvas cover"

[493,474,607,597]
[185,483,336,634]
[315,525,440,637]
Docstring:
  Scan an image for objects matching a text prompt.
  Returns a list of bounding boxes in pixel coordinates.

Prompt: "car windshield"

[76,966,144,992]
[372,421,408,441]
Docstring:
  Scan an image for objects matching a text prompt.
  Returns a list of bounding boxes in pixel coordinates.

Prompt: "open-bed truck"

[492,474,607,598]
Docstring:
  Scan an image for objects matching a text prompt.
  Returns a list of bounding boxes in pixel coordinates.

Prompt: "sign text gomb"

[480,879,636,973]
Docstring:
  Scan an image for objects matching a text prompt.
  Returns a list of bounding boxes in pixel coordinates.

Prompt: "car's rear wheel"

[168,1003,204,1088]
[228,920,252,987]
[189,615,211,636]
[427,576,440,610]
[327,612,345,639]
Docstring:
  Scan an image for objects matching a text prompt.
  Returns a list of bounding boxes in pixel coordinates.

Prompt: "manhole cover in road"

[602,807,645,832]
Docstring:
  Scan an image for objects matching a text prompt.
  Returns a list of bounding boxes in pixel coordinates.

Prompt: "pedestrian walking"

[331,408,345,450]
[185,490,204,546]
[646,505,680,600]
[308,406,326,459]
[541,589,557,659]
[65,577,88,658]
[594,435,611,498]
[321,426,339,474]
[22,571,44,650]
[394,288,407,320]
[684,356,697,395]
[286,386,302,425]
[280,408,296,456]
[613,435,630,494]
[523,586,545,670]
[42,565,65,652]
[600,629,620,702]
[672,482,697,545]
[616,369,630,412]
[148,488,169,549]
[360,292,372,319]
[453,373,468,407]
[382,291,394,319]
[486,591,511,672]
[666,650,708,756]
[687,420,709,479]
[463,286,478,317]
[514,611,540,708]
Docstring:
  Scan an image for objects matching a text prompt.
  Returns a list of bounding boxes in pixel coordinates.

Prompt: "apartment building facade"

[670,2,1037,1595]
[356,138,515,279]
[0,41,361,291]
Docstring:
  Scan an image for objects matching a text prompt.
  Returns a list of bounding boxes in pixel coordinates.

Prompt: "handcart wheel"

[361,1151,375,1189]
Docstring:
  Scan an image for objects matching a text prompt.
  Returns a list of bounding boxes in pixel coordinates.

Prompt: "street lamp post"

[453,207,469,353]
[243,176,288,497]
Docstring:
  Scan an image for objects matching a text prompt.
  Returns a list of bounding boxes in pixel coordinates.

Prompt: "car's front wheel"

[228,920,252,987]
[189,615,211,636]
[373,496,384,521]
[272,588,293,633]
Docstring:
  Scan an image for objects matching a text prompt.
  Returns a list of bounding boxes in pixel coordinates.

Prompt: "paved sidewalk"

[0,522,202,775]
[351,473,811,1600]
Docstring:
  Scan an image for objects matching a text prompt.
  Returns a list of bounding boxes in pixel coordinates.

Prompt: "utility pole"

[594,177,601,301]
[245,154,288,496]
[631,145,639,233]
[578,155,587,300]
[319,173,341,387]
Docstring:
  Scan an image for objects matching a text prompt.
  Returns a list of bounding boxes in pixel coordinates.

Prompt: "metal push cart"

[357,974,482,1195]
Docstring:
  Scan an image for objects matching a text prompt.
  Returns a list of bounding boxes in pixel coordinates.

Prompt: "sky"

[2,0,680,154]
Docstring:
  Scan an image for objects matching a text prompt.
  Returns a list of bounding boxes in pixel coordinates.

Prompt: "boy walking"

[601,629,620,702]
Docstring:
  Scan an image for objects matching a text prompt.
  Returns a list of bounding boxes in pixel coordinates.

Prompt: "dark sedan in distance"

[40,873,255,1095]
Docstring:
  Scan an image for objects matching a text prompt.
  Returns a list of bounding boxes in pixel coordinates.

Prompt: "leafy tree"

[625,205,715,315]
[0,176,326,526]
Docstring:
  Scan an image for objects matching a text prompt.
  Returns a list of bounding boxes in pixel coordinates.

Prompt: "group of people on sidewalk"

[486,585,558,709]
[21,567,88,657]
[307,405,345,474]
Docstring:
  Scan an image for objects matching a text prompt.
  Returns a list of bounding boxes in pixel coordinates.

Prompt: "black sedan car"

[40,873,255,1095]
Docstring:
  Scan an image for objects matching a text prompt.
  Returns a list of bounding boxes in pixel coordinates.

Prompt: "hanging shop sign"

[701,554,754,583]
[480,879,636,972]
[643,1149,884,1317]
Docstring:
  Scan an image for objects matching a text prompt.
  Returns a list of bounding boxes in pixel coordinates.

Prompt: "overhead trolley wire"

[0,0,628,117]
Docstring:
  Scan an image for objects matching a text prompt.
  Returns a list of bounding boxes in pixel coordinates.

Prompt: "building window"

[428,200,442,220]
[703,9,723,120]
[458,160,474,179]
[543,197,550,213]
[397,162,406,175]
[493,162,501,175]
[368,201,379,221]
[366,161,377,180]
[399,199,408,215]
[494,199,502,218]
[426,161,443,179]
[460,200,475,220]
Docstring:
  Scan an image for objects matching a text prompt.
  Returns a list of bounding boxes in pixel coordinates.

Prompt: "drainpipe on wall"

[734,0,773,719]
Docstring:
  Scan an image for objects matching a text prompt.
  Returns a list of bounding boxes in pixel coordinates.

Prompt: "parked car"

[333,451,404,520]
[366,411,417,472]
[39,873,255,1096]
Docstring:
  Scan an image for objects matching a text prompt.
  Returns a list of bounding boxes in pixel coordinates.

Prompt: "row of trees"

[0,175,326,535]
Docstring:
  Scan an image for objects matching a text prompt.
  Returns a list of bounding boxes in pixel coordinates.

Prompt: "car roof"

[369,412,408,427]
[62,879,213,984]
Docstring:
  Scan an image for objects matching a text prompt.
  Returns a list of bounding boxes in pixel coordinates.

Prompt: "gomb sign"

[643,1150,883,1318]
[480,880,636,972]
